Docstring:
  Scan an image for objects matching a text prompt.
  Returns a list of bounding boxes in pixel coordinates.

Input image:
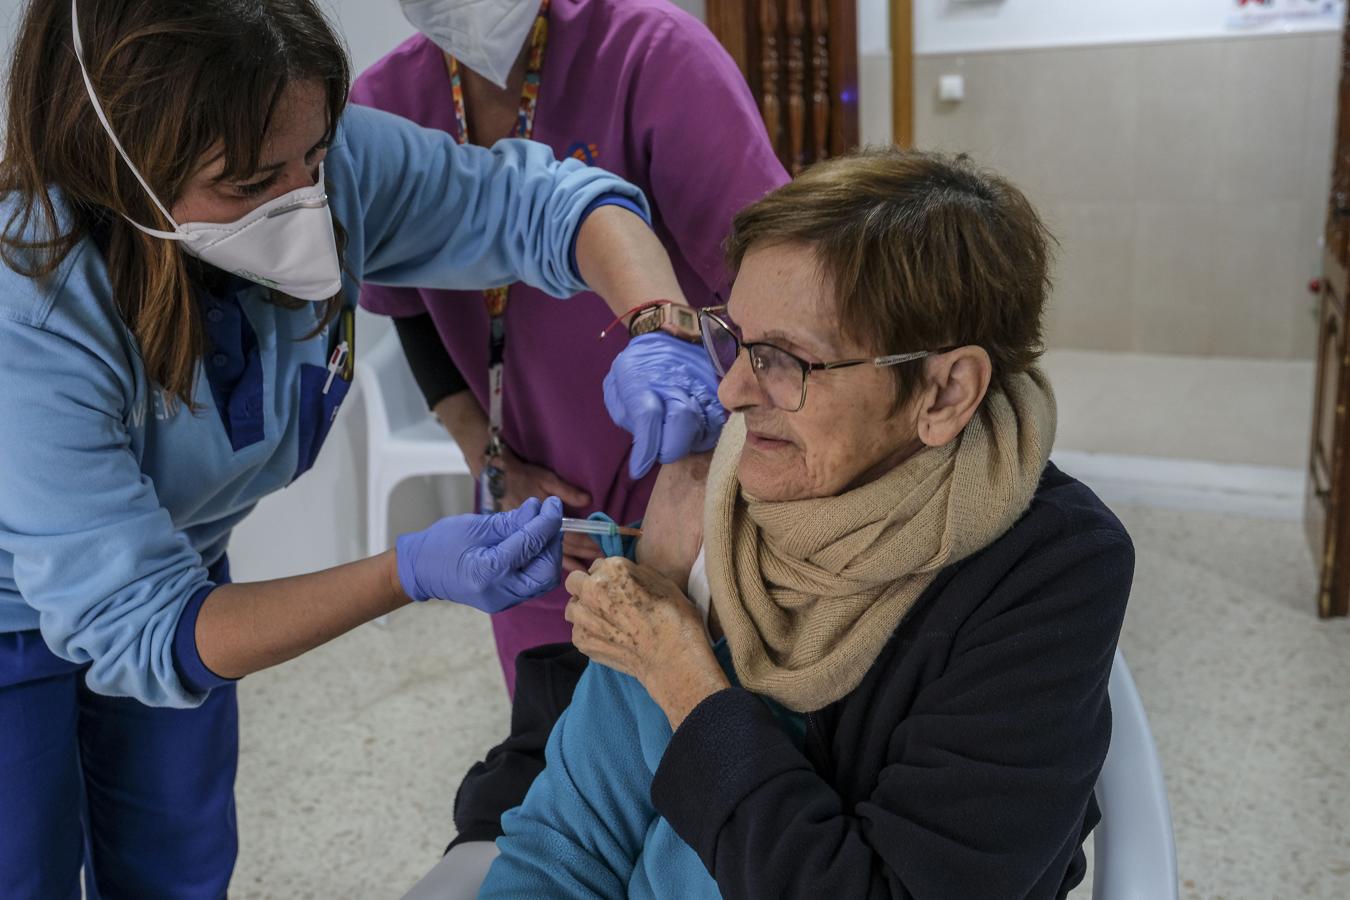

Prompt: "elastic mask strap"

[70,0,189,242]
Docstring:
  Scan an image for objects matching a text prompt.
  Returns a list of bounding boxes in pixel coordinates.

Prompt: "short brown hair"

[725,147,1054,407]
[1,0,350,405]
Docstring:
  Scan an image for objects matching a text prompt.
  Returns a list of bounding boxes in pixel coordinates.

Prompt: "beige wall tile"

[1041,201,1137,351]
[915,36,1329,360]
[1303,33,1339,223]
[1215,35,1311,204]
[1136,41,1223,203]
[1132,202,1217,354]
[918,45,1141,209]
[859,53,894,147]
[1211,200,1310,357]
[1294,210,1326,358]
[1015,44,1141,205]
[913,54,1033,178]
[1306,32,1339,292]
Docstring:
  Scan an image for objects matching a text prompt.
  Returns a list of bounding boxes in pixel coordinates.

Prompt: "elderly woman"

[476,148,1134,899]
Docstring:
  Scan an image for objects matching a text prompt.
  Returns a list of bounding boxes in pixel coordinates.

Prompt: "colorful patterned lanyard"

[445,0,549,513]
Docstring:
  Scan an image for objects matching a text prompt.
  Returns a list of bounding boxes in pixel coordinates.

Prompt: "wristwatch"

[627,302,702,343]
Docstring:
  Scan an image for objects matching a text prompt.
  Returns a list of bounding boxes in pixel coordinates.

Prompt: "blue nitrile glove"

[603,332,726,479]
[395,496,564,613]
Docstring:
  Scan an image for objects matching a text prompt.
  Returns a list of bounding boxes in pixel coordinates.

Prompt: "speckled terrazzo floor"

[228,501,1350,899]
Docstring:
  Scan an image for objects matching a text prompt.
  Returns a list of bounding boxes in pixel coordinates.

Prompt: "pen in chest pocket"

[323,308,355,395]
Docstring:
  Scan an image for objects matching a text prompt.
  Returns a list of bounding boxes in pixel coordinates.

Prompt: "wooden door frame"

[891,0,913,147]
[1308,4,1350,617]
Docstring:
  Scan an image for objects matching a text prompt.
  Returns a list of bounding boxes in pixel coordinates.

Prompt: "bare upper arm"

[635,452,710,588]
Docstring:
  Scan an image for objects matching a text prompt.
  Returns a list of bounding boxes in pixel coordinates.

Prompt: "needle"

[560,517,643,538]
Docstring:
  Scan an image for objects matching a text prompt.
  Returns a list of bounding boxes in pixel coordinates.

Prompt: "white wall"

[0,0,20,137]
[913,0,1344,56]
[320,0,416,76]
[667,0,706,22]
[0,1,413,143]
[0,2,17,59]
[858,0,893,145]
[0,1,414,85]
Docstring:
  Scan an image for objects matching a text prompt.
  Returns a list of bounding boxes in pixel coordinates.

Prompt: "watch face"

[669,305,700,333]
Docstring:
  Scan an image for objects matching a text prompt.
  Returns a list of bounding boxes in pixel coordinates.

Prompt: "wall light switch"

[938,74,965,103]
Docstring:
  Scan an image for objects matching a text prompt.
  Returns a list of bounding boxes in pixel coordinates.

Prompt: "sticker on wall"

[1229,0,1344,30]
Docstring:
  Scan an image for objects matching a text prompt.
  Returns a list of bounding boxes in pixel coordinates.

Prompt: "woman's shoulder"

[1029,462,1133,547]
[0,229,135,406]
[889,462,1133,659]
[0,194,119,340]
[324,103,430,216]
[956,461,1134,583]
[349,33,444,117]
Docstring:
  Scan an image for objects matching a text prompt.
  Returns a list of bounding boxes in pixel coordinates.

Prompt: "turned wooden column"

[707,0,859,171]
[810,0,830,164]
[758,0,782,157]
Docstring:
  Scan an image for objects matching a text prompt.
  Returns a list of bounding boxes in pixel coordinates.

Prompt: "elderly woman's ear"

[913,345,993,449]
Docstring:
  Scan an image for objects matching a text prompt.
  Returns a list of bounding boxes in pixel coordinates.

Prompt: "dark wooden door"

[1308,7,1350,617]
[706,0,859,174]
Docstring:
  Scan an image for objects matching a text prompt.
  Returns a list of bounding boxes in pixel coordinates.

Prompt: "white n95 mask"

[69,0,343,301]
[399,0,540,89]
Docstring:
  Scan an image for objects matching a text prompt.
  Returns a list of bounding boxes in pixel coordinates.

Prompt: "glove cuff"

[395,532,430,602]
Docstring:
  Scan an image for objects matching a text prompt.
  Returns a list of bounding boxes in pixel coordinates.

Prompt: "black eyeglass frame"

[698,306,951,412]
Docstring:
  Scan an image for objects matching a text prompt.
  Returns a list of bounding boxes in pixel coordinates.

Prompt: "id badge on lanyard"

[447,0,549,514]
[479,298,508,515]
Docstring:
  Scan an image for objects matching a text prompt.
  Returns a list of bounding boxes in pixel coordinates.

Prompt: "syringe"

[561,517,643,538]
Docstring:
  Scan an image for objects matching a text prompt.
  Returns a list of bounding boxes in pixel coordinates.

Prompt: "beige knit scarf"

[703,369,1057,713]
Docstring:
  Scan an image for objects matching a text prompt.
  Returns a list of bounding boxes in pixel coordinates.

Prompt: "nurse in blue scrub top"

[0,1,727,897]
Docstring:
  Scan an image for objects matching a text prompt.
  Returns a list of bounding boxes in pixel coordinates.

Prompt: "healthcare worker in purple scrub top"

[355,0,789,692]
[0,1,730,896]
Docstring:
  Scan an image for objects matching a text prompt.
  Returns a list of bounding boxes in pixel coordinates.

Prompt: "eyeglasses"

[698,306,946,413]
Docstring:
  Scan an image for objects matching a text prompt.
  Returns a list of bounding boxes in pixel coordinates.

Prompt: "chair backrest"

[1092,650,1179,900]
[356,330,436,439]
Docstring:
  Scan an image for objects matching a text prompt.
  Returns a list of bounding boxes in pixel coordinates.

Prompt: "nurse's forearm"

[195,551,408,679]
[575,205,690,315]
[434,392,490,480]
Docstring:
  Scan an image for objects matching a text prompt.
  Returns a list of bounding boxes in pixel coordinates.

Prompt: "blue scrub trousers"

[0,567,239,899]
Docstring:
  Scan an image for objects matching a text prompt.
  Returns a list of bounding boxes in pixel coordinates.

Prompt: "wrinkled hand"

[396,497,563,613]
[603,333,726,479]
[491,444,601,574]
[565,557,729,727]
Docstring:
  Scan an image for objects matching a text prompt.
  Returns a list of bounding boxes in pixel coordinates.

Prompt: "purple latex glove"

[395,497,563,613]
[603,332,726,479]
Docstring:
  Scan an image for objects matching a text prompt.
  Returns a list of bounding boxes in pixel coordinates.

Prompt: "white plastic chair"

[400,841,500,900]
[1092,650,1179,900]
[355,331,472,559]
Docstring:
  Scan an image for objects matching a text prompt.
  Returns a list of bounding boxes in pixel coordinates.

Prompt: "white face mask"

[399,0,539,90]
[69,0,343,302]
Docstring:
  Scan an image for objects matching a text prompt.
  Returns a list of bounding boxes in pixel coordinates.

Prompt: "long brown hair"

[1,0,350,404]
[726,147,1055,409]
